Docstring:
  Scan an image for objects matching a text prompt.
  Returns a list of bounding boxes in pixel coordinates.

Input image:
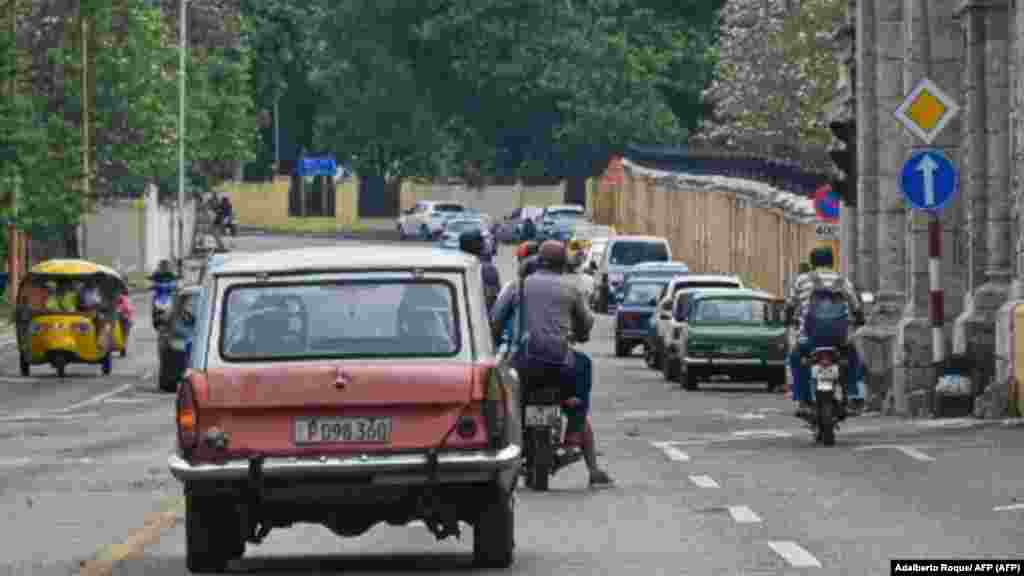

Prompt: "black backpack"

[803,272,850,347]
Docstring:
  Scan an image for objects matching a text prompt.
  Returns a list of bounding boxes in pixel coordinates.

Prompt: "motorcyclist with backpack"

[785,246,866,418]
[490,240,613,488]
[459,228,501,313]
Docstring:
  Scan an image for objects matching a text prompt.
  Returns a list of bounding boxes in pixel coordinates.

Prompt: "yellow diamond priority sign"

[894,78,960,145]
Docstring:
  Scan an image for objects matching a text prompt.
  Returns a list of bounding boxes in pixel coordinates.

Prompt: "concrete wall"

[220,177,568,232]
[78,186,196,277]
[399,181,566,217]
[588,167,817,296]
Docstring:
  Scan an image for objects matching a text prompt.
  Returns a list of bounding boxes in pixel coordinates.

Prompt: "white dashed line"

[651,442,690,462]
[855,444,935,462]
[0,457,31,468]
[56,383,135,413]
[768,541,822,567]
[689,475,719,488]
[727,505,762,524]
[102,398,154,405]
[735,412,767,420]
[616,409,681,422]
[993,503,1024,512]
[0,412,101,423]
[730,429,793,439]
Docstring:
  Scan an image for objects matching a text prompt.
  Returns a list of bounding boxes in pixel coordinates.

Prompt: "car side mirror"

[861,291,875,305]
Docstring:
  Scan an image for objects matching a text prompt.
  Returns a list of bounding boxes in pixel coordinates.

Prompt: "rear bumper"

[168,444,522,484]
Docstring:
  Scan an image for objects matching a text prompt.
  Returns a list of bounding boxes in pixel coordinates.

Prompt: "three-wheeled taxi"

[14,259,128,377]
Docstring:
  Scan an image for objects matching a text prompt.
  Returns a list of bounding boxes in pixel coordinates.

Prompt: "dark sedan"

[157,285,200,392]
[614,276,670,357]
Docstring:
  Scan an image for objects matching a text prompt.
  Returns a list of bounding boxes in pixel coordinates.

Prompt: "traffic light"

[828,119,857,207]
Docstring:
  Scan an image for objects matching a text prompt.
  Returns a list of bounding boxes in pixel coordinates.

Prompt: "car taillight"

[177,376,198,454]
[483,368,507,449]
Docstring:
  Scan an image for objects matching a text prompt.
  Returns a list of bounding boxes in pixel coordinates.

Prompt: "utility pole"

[6,0,18,302]
[177,0,186,275]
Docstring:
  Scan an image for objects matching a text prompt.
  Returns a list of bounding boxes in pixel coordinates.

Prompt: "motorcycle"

[151,280,177,329]
[220,213,238,237]
[518,336,586,491]
[800,345,849,446]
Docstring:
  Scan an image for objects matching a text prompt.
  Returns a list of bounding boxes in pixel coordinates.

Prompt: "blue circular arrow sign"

[899,149,959,212]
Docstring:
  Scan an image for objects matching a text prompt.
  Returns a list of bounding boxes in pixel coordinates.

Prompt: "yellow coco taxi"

[14,259,128,377]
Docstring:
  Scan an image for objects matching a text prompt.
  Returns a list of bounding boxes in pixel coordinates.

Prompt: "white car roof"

[211,244,478,276]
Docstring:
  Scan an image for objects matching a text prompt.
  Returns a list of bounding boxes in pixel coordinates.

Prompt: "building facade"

[839,0,1022,418]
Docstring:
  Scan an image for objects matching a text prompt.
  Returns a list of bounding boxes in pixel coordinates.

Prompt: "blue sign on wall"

[814,184,840,221]
[899,149,959,212]
[297,156,337,177]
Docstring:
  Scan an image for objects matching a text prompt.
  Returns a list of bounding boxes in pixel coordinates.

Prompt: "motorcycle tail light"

[815,351,834,366]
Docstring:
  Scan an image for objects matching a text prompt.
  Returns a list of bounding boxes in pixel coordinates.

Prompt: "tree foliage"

[694,0,845,167]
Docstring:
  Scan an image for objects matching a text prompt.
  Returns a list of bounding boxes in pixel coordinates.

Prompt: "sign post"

[895,77,961,382]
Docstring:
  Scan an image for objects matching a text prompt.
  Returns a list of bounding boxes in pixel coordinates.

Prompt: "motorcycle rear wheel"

[817,394,835,446]
[528,429,552,491]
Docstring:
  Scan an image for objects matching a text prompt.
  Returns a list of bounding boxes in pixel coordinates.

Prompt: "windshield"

[609,241,669,266]
[446,220,482,234]
[690,298,775,324]
[623,282,666,305]
[435,204,463,213]
[221,281,460,360]
[548,210,584,220]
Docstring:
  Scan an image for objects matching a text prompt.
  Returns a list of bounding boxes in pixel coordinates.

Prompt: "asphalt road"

[0,233,1021,576]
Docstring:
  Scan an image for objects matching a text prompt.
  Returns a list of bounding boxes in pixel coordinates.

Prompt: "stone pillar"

[856,0,880,293]
[856,0,907,414]
[895,0,937,417]
[1013,0,1024,300]
[953,0,1013,412]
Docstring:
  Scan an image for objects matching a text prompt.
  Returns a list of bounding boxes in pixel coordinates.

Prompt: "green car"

[665,288,788,391]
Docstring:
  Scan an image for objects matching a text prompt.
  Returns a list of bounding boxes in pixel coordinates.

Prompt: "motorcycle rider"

[492,241,539,348]
[786,246,865,417]
[492,239,613,488]
[459,228,501,313]
[150,259,177,283]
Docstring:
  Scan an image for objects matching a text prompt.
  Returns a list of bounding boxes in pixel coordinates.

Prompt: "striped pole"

[929,215,944,366]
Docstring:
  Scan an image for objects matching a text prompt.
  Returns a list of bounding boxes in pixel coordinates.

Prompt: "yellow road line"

[78,495,185,576]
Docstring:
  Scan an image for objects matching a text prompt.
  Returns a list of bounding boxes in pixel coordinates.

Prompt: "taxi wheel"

[185,493,234,573]
[19,354,29,377]
[681,364,699,391]
[54,358,66,378]
[101,354,112,376]
[473,486,514,568]
[614,340,629,358]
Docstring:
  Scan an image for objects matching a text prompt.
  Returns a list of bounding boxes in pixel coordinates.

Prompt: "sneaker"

[588,468,614,488]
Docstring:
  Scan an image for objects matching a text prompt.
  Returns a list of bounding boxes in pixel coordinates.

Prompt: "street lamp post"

[177,0,186,275]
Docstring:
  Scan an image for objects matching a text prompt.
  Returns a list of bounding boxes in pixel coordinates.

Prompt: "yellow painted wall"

[218,177,363,233]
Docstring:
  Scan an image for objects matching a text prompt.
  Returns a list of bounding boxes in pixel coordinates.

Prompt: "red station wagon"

[167,245,522,572]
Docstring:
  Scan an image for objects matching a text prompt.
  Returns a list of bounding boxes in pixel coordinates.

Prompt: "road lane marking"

[735,412,767,420]
[993,503,1024,512]
[727,505,762,523]
[102,398,155,405]
[768,541,822,568]
[57,383,135,414]
[616,409,681,422]
[855,444,935,462]
[651,441,690,462]
[79,495,185,576]
[0,457,31,468]
[0,411,101,423]
[731,429,793,439]
[689,475,719,488]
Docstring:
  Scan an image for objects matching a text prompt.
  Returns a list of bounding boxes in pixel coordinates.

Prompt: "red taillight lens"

[177,377,198,452]
[483,368,507,449]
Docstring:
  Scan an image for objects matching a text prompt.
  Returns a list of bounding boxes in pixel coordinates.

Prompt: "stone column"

[953,0,1012,410]
[856,0,906,414]
[895,0,938,417]
[1013,0,1024,300]
[856,0,880,293]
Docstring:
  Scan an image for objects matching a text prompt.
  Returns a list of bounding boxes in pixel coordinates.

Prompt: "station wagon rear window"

[622,282,665,305]
[690,298,777,324]
[220,280,460,360]
[609,241,669,266]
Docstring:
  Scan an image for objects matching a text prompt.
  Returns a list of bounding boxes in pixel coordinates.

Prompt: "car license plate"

[812,364,839,381]
[294,417,392,444]
[525,405,561,426]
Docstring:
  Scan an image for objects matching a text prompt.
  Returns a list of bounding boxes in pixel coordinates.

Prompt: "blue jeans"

[788,336,864,403]
[517,350,591,434]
